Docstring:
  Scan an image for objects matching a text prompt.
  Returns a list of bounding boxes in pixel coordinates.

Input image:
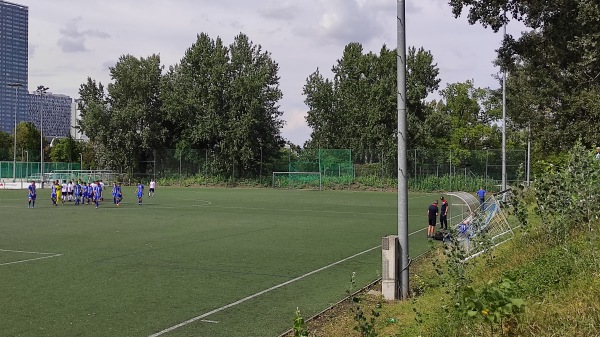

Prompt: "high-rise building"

[71,100,87,141]
[28,92,72,138]
[0,0,28,134]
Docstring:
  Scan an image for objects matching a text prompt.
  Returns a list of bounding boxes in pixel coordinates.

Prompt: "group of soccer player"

[27,179,155,209]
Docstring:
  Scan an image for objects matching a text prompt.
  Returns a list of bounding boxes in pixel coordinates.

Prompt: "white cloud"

[282,108,313,146]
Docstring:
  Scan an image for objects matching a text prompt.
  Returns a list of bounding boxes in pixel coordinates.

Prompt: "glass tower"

[28,92,73,138]
[0,0,28,134]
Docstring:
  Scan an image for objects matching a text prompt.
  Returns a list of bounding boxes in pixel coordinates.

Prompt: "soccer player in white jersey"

[67,181,73,201]
[99,180,105,201]
[61,180,68,203]
[149,179,156,197]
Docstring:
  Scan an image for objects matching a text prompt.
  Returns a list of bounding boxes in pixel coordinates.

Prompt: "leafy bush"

[533,141,600,244]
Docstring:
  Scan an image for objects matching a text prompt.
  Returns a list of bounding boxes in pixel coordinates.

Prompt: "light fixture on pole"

[37,85,49,188]
[8,83,23,182]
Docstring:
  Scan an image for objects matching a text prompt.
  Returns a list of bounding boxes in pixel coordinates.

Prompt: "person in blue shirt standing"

[116,182,123,206]
[136,181,144,205]
[112,182,123,206]
[28,181,37,208]
[73,181,82,205]
[81,183,87,204]
[477,187,486,206]
[93,181,102,209]
[51,180,57,206]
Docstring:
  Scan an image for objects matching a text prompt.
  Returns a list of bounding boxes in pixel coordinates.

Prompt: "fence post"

[485,149,488,181]
[413,149,417,178]
[449,149,452,191]
[260,146,263,185]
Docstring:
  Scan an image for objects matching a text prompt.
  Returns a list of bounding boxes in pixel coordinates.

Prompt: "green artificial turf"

[0,187,449,337]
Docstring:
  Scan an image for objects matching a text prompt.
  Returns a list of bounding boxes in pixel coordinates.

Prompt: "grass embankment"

[302,212,600,337]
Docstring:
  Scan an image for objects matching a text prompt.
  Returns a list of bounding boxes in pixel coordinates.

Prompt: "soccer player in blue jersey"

[136,181,144,205]
[28,181,37,208]
[51,180,58,206]
[116,182,123,206]
[93,181,101,208]
[85,183,92,205]
[112,182,120,206]
[74,181,82,205]
[82,183,88,205]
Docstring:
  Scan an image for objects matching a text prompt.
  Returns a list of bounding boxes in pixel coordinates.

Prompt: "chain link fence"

[353,149,526,182]
[129,148,526,187]
[0,161,82,180]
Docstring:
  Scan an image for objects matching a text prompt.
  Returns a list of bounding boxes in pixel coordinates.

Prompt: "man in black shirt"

[440,196,448,230]
[427,200,439,238]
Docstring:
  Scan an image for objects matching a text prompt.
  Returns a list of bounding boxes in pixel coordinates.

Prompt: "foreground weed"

[348,272,380,337]
[456,277,525,336]
[293,307,309,337]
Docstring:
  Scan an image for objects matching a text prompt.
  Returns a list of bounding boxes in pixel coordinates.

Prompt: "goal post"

[272,171,322,190]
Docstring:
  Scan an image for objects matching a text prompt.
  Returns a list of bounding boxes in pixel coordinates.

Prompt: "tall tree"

[331,42,370,157]
[107,54,165,172]
[161,33,230,154]
[406,47,441,150]
[303,44,440,162]
[15,122,41,160]
[440,81,502,159]
[449,0,600,154]
[303,69,336,148]
[162,33,284,177]
[225,33,284,176]
[77,77,110,168]
[0,130,11,161]
[78,55,165,172]
[49,136,81,163]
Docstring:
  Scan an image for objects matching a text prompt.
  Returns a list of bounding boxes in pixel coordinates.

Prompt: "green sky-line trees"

[78,33,284,177]
[450,0,600,160]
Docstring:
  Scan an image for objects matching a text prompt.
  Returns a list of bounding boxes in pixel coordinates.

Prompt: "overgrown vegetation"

[295,143,600,336]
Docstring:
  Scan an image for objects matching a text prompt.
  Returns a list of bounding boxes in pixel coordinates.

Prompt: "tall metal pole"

[25,150,28,179]
[397,0,409,300]
[502,19,507,192]
[526,124,531,185]
[37,85,49,188]
[9,83,23,181]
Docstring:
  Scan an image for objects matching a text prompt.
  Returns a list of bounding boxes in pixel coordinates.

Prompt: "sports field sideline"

[0,187,451,336]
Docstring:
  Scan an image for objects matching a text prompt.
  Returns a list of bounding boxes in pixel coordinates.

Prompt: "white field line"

[0,249,62,266]
[148,227,425,337]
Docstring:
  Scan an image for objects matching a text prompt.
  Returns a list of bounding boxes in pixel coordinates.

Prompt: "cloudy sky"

[21,0,524,146]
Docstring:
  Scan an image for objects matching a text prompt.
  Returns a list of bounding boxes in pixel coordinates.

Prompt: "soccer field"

[0,187,444,337]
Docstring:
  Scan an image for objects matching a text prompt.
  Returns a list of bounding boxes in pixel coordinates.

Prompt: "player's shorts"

[428,217,436,226]
[137,193,143,198]
[29,194,36,200]
[149,188,155,192]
